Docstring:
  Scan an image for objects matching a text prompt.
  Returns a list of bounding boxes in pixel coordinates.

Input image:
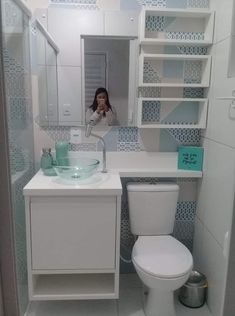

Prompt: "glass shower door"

[1,0,34,314]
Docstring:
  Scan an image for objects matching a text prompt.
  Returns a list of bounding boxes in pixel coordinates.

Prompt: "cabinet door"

[104,11,139,37]
[48,8,104,67]
[30,196,116,270]
[58,66,83,125]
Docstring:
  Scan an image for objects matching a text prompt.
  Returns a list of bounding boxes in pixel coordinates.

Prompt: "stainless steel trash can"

[179,271,207,308]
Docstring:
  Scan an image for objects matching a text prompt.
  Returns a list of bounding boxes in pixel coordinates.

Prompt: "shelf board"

[140,39,212,46]
[144,8,213,18]
[139,124,205,129]
[138,97,207,102]
[32,274,116,300]
[142,53,210,60]
[140,83,209,88]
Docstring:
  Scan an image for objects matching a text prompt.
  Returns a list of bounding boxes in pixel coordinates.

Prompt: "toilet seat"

[132,235,193,279]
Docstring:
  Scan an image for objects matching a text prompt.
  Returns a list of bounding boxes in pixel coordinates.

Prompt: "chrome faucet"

[85,120,107,173]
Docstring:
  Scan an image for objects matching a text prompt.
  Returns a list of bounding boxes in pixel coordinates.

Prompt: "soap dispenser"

[55,141,69,166]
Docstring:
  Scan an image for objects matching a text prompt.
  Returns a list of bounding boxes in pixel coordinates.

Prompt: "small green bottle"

[40,148,56,176]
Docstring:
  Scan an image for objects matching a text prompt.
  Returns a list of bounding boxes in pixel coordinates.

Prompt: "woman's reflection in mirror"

[86,87,119,126]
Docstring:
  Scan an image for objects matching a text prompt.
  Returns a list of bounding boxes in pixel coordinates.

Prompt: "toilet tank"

[127,183,179,235]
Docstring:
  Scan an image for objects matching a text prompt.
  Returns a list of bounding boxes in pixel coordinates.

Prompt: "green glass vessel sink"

[54,157,100,181]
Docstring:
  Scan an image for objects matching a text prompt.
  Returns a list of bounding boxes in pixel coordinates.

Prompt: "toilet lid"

[132,236,193,279]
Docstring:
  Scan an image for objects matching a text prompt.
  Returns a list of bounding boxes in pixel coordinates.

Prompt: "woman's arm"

[106,106,118,125]
[85,108,101,124]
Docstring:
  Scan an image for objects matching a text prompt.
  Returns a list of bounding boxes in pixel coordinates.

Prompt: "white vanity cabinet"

[24,172,122,301]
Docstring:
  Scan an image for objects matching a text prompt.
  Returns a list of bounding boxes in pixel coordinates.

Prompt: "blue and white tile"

[118,127,139,143]
[186,0,209,8]
[137,0,166,7]
[175,201,196,221]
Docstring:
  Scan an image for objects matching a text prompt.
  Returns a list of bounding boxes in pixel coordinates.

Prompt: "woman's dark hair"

[89,87,112,116]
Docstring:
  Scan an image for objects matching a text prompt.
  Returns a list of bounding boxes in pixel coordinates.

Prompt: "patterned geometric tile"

[117,142,141,152]
[146,15,165,32]
[137,0,166,7]
[184,60,202,84]
[173,220,194,251]
[166,31,205,41]
[142,101,161,123]
[50,0,99,9]
[2,0,24,29]
[118,127,139,142]
[167,128,201,145]
[143,61,162,83]
[186,0,209,8]
[139,87,161,98]
[42,126,71,141]
[175,201,196,220]
[183,87,204,98]
[177,46,208,55]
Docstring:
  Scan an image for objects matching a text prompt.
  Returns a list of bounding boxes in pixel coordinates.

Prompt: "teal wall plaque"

[178,146,204,171]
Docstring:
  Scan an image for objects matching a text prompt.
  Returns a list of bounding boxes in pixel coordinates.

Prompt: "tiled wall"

[2,0,34,314]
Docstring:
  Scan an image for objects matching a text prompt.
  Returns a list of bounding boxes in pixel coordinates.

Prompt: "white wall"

[24,0,120,13]
[193,1,235,316]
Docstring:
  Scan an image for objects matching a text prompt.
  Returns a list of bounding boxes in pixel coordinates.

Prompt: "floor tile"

[118,287,145,316]
[26,274,211,316]
[27,300,118,316]
[119,273,142,289]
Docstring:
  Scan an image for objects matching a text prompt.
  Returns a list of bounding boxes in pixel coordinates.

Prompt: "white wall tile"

[198,228,227,316]
[210,0,234,44]
[197,138,235,247]
[204,37,235,148]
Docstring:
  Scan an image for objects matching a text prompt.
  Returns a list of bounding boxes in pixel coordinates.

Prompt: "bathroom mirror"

[36,34,138,127]
[82,36,138,127]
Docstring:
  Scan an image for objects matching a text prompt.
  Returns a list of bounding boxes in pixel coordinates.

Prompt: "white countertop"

[105,152,202,178]
[23,171,122,196]
[24,152,202,196]
[67,152,202,178]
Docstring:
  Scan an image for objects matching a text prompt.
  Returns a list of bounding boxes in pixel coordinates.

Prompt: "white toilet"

[127,183,193,316]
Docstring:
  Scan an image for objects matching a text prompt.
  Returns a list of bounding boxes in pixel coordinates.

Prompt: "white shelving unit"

[137,7,214,129]
[137,98,208,129]
[139,53,211,87]
[139,8,215,46]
